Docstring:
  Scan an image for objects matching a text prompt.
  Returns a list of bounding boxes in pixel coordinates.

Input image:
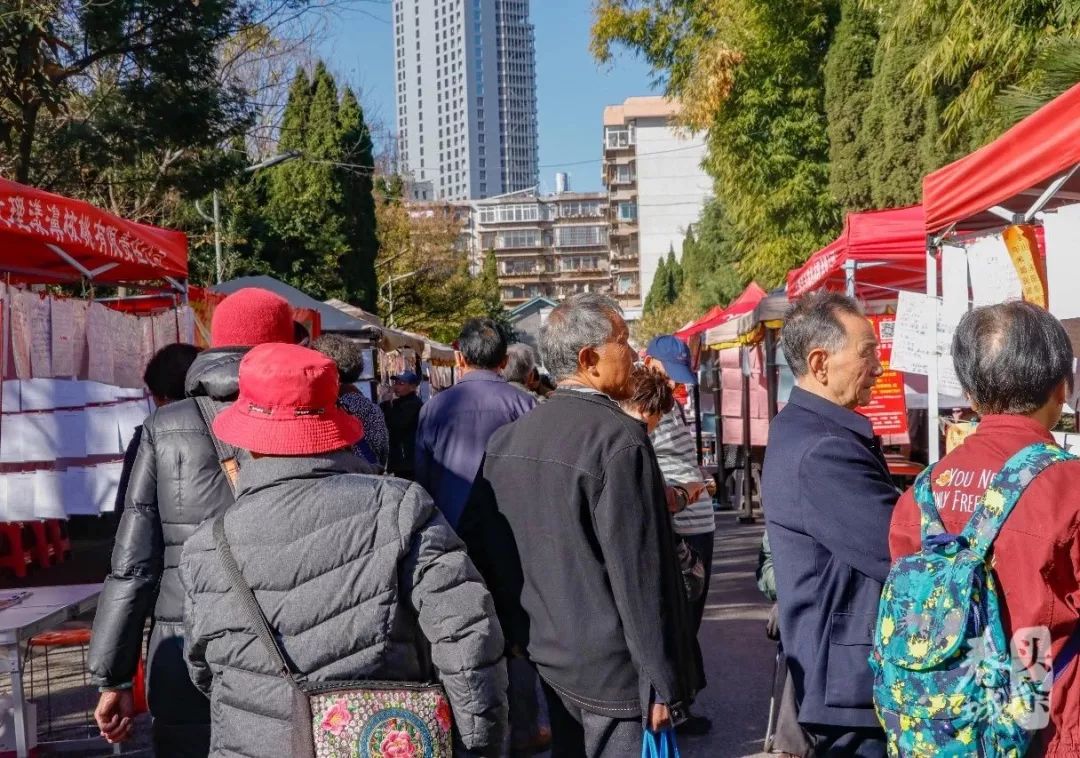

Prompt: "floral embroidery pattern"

[311,689,451,757]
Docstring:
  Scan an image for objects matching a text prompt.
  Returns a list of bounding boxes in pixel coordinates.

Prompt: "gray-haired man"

[504,343,544,402]
[460,293,696,757]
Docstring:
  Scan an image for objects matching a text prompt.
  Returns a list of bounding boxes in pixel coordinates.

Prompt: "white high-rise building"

[393,0,539,201]
[602,96,711,319]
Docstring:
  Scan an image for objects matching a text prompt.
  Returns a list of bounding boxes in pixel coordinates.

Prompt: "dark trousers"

[806,725,887,758]
[541,681,642,758]
[508,656,542,746]
[682,530,715,691]
[146,625,211,757]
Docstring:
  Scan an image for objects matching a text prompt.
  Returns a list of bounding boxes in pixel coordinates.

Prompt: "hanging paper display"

[857,315,909,436]
[1002,224,1048,307]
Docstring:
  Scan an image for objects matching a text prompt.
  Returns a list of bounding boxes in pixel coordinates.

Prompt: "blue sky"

[317,0,659,192]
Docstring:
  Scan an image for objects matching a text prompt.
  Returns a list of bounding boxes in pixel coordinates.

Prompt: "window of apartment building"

[616,275,636,295]
[616,202,637,222]
[604,125,635,149]
[555,225,605,247]
[497,229,541,248]
[614,164,634,184]
[501,258,537,275]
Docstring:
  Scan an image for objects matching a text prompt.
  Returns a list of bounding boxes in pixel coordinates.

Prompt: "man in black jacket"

[461,293,695,757]
[380,370,423,479]
[89,288,296,756]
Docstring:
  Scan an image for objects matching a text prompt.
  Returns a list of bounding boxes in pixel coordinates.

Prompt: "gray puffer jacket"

[180,452,507,758]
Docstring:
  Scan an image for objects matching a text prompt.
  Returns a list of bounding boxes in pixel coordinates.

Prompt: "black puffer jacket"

[88,348,246,730]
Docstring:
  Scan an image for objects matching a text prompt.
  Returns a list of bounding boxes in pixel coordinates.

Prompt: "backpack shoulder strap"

[193,396,240,496]
[912,462,947,542]
[962,442,1074,560]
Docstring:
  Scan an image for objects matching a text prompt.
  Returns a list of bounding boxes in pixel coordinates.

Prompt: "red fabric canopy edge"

[0,178,187,283]
[787,206,928,298]
[675,282,767,341]
[923,81,1080,234]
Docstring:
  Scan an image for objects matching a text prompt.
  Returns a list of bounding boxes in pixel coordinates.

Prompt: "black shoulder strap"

[194,396,241,496]
[212,516,300,685]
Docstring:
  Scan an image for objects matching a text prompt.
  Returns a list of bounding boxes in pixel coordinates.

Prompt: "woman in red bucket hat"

[179,343,507,757]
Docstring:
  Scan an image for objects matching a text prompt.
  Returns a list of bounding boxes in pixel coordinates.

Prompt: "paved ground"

[0,512,776,757]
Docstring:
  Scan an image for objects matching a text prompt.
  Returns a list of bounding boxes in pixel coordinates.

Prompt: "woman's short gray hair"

[540,293,622,381]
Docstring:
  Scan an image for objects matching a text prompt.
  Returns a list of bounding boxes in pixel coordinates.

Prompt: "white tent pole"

[1024,163,1080,222]
[844,259,857,298]
[926,239,940,464]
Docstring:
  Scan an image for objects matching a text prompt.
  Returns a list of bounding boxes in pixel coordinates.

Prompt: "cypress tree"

[338,86,380,310]
[644,256,670,315]
[824,0,878,213]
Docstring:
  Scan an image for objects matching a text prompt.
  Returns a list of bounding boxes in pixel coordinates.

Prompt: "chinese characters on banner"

[858,314,909,436]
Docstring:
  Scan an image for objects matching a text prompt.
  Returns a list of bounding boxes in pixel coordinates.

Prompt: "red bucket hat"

[212,343,362,456]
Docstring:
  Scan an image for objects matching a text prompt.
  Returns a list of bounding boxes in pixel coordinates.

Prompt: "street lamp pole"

[197,150,302,284]
[380,270,419,328]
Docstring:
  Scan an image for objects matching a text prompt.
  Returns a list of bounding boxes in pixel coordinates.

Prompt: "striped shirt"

[651,406,716,536]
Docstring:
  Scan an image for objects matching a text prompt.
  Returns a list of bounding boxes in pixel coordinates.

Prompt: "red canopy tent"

[787,205,928,299]
[675,283,768,342]
[924,82,1080,235]
[0,178,187,285]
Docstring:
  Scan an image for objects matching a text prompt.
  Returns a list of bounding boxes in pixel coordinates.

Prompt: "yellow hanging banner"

[1003,224,1047,307]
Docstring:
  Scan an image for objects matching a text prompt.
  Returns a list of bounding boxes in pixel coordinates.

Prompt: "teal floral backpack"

[870,442,1074,757]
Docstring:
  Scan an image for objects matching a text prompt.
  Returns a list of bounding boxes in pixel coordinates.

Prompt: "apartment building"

[392,0,539,201]
[471,188,610,308]
[602,96,711,318]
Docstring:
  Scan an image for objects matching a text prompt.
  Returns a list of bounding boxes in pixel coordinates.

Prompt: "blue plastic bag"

[641,728,681,758]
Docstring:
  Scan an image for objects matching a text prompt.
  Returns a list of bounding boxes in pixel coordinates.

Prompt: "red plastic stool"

[26,626,93,739]
[0,523,32,578]
[25,522,53,570]
[44,520,70,564]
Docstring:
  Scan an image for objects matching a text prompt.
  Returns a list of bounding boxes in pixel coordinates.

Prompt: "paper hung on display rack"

[890,290,964,398]
[0,285,196,522]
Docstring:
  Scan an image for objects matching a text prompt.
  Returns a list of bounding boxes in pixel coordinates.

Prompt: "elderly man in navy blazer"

[762,292,899,757]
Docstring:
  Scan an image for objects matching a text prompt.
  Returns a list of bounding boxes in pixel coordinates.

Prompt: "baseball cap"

[645,335,697,386]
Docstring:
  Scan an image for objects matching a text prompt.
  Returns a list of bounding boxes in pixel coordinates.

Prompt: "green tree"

[238,63,380,304]
[679,200,746,311]
[593,0,842,291]
[824,0,877,212]
[337,86,380,310]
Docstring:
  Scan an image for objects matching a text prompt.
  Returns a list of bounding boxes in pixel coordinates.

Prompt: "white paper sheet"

[10,290,33,380]
[117,401,148,450]
[33,470,68,520]
[51,298,77,378]
[84,405,120,456]
[55,410,88,459]
[28,295,53,378]
[1,413,59,462]
[112,312,143,389]
[141,318,155,374]
[967,235,1022,307]
[1044,203,1080,320]
[1,382,19,414]
[86,462,123,514]
[86,303,115,385]
[178,306,195,344]
[5,473,36,521]
[0,425,23,464]
[70,300,88,379]
[891,291,937,376]
[940,245,970,325]
[152,311,178,351]
[59,468,95,516]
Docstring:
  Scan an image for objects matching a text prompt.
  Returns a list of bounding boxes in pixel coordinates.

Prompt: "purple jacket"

[415,370,535,527]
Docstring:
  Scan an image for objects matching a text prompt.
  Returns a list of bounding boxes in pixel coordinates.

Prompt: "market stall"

[0,181,194,564]
[920,81,1080,462]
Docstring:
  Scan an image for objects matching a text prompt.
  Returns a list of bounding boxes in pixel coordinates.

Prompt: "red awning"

[787,206,928,299]
[923,82,1080,234]
[0,178,187,284]
[675,283,767,341]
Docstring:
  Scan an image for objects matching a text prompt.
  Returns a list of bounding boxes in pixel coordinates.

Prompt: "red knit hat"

[212,343,362,455]
[210,288,294,348]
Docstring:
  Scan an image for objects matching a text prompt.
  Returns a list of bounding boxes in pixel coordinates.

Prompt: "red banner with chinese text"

[858,315,909,436]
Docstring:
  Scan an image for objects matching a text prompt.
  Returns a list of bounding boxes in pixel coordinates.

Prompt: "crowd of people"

[762,292,1080,758]
[87,288,716,758]
[84,283,1080,758]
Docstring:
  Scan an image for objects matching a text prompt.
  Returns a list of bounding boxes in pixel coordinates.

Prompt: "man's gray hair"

[781,291,864,378]
[539,293,623,382]
[504,343,537,383]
